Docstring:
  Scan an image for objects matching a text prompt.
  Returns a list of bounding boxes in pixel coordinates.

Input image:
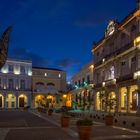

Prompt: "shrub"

[76,118,93,126]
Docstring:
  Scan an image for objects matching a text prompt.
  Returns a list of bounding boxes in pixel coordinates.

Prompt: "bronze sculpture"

[0,26,12,68]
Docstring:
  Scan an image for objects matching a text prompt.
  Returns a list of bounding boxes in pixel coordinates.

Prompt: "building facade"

[92,2,140,114]
[71,62,94,110]
[0,59,32,109]
[32,67,66,108]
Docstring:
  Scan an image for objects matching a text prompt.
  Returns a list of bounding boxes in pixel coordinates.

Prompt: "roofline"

[32,66,65,72]
[92,9,140,52]
[7,58,32,64]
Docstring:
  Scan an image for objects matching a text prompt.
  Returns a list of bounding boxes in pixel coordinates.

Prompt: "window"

[87,75,90,84]
[121,33,126,40]
[0,78,1,88]
[131,56,136,63]
[131,25,136,32]
[20,80,25,90]
[47,83,55,86]
[36,82,44,86]
[8,65,13,72]
[58,73,61,78]
[96,73,100,83]
[8,79,14,89]
[75,82,77,85]
[82,78,85,84]
[97,52,100,57]
[78,80,81,87]
[109,66,115,79]
[11,102,15,108]
[20,66,25,73]
[121,61,126,66]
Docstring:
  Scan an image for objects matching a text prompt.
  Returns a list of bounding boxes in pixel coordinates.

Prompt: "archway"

[6,94,16,108]
[120,87,127,112]
[108,91,116,112]
[18,94,27,108]
[96,92,100,111]
[35,95,45,108]
[130,85,138,112]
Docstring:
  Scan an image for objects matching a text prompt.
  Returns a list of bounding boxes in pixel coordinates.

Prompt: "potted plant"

[103,88,116,126]
[48,108,53,116]
[61,107,70,128]
[76,118,93,140]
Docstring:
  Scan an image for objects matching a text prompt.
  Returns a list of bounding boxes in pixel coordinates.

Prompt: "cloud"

[8,47,48,67]
[56,58,80,69]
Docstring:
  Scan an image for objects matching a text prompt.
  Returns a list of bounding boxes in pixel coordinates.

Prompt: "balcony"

[104,79,116,86]
[94,83,102,88]
[94,41,133,67]
[116,73,133,83]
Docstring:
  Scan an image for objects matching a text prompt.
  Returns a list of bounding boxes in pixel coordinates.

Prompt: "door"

[0,96,2,107]
[132,93,137,111]
[19,97,24,107]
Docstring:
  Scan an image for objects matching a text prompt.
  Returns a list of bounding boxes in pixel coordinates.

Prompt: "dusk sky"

[0,0,136,81]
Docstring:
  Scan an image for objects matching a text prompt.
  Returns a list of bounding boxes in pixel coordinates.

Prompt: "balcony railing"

[94,41,133,67]
[116,73,133,83]
[94,83,102,88]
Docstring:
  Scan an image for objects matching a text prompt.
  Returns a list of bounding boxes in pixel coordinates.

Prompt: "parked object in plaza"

[104,89,116,126]
[61,107,70,127]
[48,108,53,116]
[37,107,47,113]
[76,118,93,140]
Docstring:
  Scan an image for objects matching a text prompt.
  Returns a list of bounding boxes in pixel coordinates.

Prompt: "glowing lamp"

[134,36,140,47]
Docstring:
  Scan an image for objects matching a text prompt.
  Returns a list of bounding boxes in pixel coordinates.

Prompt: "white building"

[0,59,32,109]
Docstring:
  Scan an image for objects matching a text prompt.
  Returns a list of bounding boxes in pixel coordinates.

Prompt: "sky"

[0,0,136,81]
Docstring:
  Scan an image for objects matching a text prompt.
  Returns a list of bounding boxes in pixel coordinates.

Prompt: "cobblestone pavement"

[0,110,140,140]
[33,110,140,140]
[0,110,77,140]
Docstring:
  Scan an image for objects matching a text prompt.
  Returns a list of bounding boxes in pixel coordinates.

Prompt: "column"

[127,86,131,113]
[28,92,32,108]
[16,92,18,109]
[136,83,140,116]
[4,93,6,109]
[115,86,121,113]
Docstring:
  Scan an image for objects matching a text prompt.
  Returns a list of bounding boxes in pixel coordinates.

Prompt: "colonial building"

[32,67,66,108]
[92,1,140,114]
[71,62,94,110]
[0,59,32,109]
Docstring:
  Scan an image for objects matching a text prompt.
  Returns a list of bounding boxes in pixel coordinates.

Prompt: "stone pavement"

[32,110,140,140]
[68,111,140,131]
[1,110,140,140]
[0,110,77,140]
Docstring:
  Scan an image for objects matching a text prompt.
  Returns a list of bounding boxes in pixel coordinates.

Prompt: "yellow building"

[71,62,94,110]
[32,67,66,108]
[92,1,140,114]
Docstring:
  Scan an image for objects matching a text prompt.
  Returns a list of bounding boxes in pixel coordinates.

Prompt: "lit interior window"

[58,73,61,78]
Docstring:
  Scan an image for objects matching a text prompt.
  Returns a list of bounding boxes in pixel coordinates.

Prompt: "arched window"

[47,83,55,86]
[36,82,44,86]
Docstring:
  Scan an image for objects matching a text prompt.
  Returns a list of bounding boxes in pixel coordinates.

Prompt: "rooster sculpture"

[0,26,12,68]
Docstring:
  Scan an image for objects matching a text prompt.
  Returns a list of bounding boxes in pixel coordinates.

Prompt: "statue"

[0,26,12,68]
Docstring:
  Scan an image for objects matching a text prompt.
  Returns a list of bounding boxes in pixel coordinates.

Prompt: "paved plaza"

[0,110,140,140]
